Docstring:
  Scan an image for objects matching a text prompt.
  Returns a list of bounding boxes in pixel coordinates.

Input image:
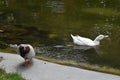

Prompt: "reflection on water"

[0,0,120,70]
[34,43,112,67]
[73,45,92,51]
[46,1,64,13]
[35,44,88,62]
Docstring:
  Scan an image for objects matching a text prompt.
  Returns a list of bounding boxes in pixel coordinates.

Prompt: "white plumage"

[71,34,108,46]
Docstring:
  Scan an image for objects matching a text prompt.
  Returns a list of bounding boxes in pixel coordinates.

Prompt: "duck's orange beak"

[104,35,109,38]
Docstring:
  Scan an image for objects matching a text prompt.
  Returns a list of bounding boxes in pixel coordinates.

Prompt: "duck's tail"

[70,34,74,39]
[71,34,76,42]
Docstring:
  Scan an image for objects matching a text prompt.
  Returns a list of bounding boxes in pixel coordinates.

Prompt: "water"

[0,0,120,70]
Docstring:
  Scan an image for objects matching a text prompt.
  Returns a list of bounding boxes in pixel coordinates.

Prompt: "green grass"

[0,48,16,54]
[0,69,25,80]
[0,48,25,80]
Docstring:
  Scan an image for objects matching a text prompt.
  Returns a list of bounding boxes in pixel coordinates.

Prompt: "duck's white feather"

[71,34,105,46]
[71,34,95,46]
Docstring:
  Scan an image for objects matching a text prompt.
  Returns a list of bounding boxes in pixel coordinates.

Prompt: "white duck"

[10,44,35,66]
[71,34,109,46]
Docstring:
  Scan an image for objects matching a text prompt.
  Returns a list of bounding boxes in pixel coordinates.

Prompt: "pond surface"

[0,0,120,70]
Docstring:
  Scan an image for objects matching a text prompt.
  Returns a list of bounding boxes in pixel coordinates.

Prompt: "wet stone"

[0,56,4,62]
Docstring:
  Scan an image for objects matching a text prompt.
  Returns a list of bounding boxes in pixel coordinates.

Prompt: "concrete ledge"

[0,52,120,80]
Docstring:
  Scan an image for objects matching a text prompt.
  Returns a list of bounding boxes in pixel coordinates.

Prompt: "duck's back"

[71,35,95,46]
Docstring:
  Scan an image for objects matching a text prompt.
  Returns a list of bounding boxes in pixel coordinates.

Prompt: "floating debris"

[0,30,4,33]
[53,45,65,48]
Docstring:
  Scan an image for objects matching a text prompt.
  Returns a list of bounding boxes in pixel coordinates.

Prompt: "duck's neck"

[93,40,100,45]
[94,37,101,45]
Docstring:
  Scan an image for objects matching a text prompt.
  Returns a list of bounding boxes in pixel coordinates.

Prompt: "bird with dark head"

[17,44,35,67]
[19,46,30,58]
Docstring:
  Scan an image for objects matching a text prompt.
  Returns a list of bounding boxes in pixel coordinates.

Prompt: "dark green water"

[0,0,120,69]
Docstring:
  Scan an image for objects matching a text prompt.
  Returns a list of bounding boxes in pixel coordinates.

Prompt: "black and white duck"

[10,44,35,66]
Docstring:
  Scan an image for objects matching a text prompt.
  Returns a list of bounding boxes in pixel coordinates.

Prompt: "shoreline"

[0,52,120,80]
[35,55,120,76]
[0,50,120,76]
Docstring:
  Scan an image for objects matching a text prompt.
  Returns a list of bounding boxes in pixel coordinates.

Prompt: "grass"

[0,49,25,80]
[0,69,25,80]
[0,48,16,54]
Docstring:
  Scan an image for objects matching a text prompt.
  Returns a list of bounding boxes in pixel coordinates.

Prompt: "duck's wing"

[71,34,94,46]
[71,34,82,45]
[76,35,95,46]
[71,34,87,45]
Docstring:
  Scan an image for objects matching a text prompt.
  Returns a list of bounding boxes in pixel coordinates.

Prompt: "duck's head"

[19,45,30,57]
[95,34,109,41]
